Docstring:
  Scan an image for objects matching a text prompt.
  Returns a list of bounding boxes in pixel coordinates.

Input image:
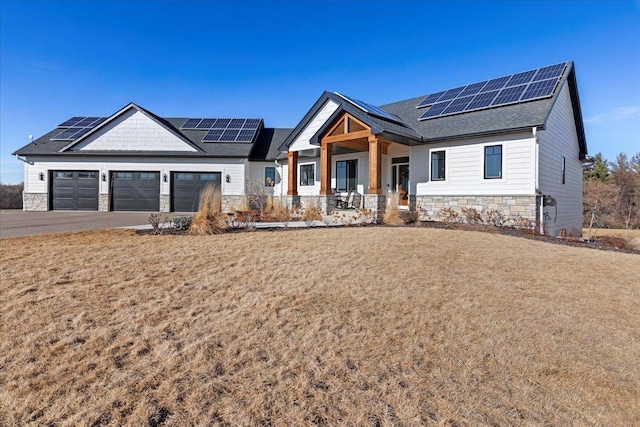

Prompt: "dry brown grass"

[188,186,227,235]
[585,228,640,249]
[383,193,405,226]
[1,227,639,426]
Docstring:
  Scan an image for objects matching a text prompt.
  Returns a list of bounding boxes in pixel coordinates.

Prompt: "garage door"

[111,171,160,211]
[171,172,221,212]
[51,170,99,210]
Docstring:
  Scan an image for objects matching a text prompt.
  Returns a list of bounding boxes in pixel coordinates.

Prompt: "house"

[14,61,588,236]
[14,103,292,213]
[279,61,588,236]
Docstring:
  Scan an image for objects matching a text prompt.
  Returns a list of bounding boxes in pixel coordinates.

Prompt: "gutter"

[14,154,33,165]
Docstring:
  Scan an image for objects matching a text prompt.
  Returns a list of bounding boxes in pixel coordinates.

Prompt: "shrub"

[480,209,506,227]
[172,216,193,230]
[0,183,23,209]
[438,207,460,223]
[148,213,170,235]
[302,206,322,227]
[461,208,482,224]
[188,186,228,235]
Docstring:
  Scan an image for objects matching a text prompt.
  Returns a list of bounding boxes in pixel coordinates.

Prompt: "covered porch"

[286,112,410,218]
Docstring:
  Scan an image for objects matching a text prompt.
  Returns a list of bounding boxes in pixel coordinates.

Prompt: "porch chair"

[349,192,362,209]
[335,190,351,209]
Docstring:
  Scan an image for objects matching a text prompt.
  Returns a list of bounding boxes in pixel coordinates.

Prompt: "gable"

[70,109,198,152]
[288,99,339,152]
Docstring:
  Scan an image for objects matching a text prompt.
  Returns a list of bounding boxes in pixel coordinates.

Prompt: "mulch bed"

[136,221,639,255]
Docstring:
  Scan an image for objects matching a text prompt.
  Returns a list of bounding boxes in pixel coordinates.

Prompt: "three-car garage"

[49,170,219,212]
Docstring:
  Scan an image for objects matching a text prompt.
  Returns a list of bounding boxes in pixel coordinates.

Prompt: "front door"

[391,159,409,206]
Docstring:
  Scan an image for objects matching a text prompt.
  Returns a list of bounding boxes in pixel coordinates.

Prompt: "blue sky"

[1,0,638,184]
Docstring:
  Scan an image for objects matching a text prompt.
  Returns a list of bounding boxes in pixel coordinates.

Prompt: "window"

[139,172,158,180]
[431,151,445,181]
[336,159,357,192]
[78,171,97,179]
[265,166,276,187]
[55,171,73,179]
[300,164,315,186]
[114,172,133,180]
[561,156,566,184]
[484,145,502,179]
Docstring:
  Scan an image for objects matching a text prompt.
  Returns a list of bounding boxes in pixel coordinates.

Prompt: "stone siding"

[415,195,538,222]
[364,194,386,223]
[160,195,170,213]
[99,194,109,212]
[23,193,48,211]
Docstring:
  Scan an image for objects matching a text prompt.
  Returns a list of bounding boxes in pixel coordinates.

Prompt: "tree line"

[583,152,640,230]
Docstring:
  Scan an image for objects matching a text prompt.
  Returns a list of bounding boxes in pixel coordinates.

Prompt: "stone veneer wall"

[159,195,170,213]
[99,194,109,212]
[415,195,538,221]
[23,193,48,211]
[363,194,386,223]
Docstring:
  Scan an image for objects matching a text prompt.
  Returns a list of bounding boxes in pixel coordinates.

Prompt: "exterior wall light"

[39,172,44,181]
[163,174,168,182]
[102,173,107,182]
[226,174,231,183]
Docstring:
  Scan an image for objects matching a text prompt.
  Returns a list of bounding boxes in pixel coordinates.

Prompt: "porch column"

[287,151,298,196]
[320,141,332,195]
[368,135,382,194]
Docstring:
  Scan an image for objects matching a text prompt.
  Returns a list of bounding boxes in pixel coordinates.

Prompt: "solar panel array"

[52,117,107,141]
[416,62,567,121]
[180,118,263,143]
[335,92,406,125]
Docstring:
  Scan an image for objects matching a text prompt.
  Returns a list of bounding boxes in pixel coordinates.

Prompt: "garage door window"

[56,171,74,179]
[115,172,133,180]
[78,171,97,179]
[140,172,158,180]
[176,173,194,180]
[199,173,217,181]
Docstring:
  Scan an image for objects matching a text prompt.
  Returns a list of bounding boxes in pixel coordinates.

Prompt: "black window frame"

[336,159,357,192]
[265,166,276,187]
[561,156,566,185]
[484,145,503,179]
[300,164,315,186]
[431,150,446,181]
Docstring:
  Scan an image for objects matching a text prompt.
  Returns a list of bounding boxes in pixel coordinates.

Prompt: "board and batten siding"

[288,100,339,153]
[72,109,197,152]
[537,82,583,236]
[413,132,536,196]
[23,156,246,196]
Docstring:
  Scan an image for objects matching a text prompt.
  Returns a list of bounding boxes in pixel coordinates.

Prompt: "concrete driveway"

[0,210,186,238]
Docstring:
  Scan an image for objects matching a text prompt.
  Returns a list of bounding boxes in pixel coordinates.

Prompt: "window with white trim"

[300,164,315,186]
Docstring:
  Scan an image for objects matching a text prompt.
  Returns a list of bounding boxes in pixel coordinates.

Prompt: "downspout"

[15,154,33,194]
[533,127,544,234]
[275,159,283,198]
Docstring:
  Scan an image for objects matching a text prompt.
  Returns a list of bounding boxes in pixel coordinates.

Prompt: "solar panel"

[236,129,257,142]
[58,116,106,128]
[335,92,405,124]
[229,119,246,128]
[244,119,262,128]
[416,91,446,107]
[465,90,499,111]
[181,118,202,129]
[438,86,467,102]
[213,119,231,129]
[202,129,224,142]
[221,129,240,141]
[506,70,536,87]
[417,61,569,120]
[58,117,85,128]
[491,85,527,106]
[459,81,488,97]
[419,101,452,120]
[442,95,474,115]
[196,118,217,129]
[482,76,511,92]
[521,78,558,101]
[533,63,566,82]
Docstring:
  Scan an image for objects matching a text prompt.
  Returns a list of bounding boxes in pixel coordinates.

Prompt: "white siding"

[297,159,320,196]
[537,83,583,236]
[72,110,197,152]
[247,161,287,197]
[24,156,246,196]
[289,100,339,152]
[414,132,536,196]
[332,151,369,195]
